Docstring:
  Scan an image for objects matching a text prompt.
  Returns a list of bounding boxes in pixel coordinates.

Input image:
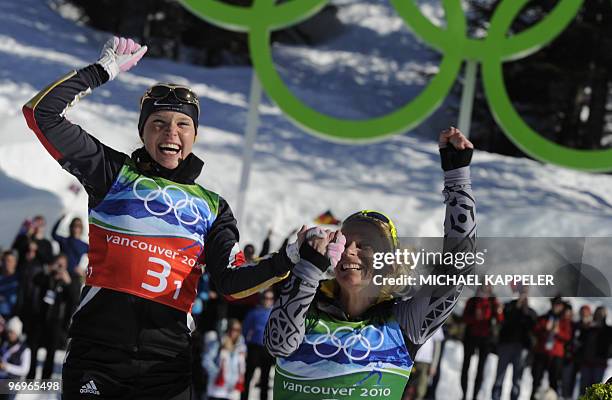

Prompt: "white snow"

[1,0,612,398]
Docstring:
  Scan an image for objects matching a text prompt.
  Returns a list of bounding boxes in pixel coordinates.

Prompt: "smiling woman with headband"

[265,127,477,400]
[22,36,315,400]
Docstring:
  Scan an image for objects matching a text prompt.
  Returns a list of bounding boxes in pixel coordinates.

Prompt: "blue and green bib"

[86,159,219,312]
[275,310,412,399]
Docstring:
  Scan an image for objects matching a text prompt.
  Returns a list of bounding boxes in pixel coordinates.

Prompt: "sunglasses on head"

[348,210,399,247]
[141,84,200,113]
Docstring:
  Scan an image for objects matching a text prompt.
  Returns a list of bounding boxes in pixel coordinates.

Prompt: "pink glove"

[326,231,346,269]
[97,36,147,81]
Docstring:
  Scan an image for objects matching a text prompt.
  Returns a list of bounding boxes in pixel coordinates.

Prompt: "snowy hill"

[2,0,612,398]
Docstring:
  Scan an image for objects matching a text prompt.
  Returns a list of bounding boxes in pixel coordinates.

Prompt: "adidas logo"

[79,380,100,395]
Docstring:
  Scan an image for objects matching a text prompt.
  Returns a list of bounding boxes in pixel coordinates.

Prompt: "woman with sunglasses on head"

[265,127,476,400]
[22,37,312,399]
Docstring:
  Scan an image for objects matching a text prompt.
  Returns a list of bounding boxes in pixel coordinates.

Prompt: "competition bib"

[274,313,412,399]
[86,161,219,312]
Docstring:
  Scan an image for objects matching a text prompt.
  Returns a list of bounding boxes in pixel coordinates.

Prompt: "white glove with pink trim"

[96,36,147,81]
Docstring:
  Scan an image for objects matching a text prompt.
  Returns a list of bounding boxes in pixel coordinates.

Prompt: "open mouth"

[339,263,363,272]
[158,143,181,155]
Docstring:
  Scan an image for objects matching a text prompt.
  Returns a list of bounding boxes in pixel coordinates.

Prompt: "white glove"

[96,36,147,81]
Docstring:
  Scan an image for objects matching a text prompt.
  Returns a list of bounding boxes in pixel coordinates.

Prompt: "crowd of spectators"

[0,214,86,384]
[447,289,611,400]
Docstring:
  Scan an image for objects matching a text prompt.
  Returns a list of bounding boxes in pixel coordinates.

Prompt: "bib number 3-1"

[141,257,182,299]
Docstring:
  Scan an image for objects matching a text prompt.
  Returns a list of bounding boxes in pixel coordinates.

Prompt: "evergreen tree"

[466,0,612,155]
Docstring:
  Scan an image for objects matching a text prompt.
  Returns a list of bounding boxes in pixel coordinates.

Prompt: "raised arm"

[259,229,272,257]
[394,127,476,346]
[51,214,67,244]
[22,37,146,206]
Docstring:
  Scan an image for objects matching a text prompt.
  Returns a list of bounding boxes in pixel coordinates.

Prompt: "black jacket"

[32,269,80,329]
[23,64,295,356]
[498,299,537,348]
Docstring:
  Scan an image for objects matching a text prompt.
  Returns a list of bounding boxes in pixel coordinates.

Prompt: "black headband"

[138,95,199,136]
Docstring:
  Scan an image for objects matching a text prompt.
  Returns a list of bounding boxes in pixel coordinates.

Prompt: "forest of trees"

[465,0,612,156]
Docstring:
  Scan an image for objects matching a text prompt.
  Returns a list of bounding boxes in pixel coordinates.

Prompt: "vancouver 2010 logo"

[180,0,610,172]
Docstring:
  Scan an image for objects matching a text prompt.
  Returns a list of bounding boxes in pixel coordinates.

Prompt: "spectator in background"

[13,241,43,342]
[51,215,88,274]
[12,216,53,266]
[578,306,611,395]
[530,297,572,400]
[0,251,19,319]
[562,304,590,399]
[403,327,444,400]
[26,254,79,379]
[243,229,271,263]
[15,240,39,273]
[461,285,504,400]
[203,319,246,400]
[491,289,537,400]
[241,289,275,400]
[0,317,31,399]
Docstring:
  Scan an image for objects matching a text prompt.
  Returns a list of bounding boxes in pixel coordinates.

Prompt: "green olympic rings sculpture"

[181,0,612,172]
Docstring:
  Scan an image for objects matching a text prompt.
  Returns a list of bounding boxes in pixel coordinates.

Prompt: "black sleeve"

[51,215,65,243]
[280,237,290,252]
[203,197,294,299]
[439,147,473,171]
[22,64,127,206]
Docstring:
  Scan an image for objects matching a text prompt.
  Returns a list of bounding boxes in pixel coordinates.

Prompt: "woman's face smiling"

[335,220,390,295]
[142,110,195,169]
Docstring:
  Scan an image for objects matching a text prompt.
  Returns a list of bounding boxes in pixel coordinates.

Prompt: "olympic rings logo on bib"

[305,321,385,361]
[133,177,212,226]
